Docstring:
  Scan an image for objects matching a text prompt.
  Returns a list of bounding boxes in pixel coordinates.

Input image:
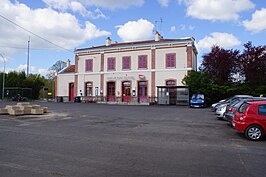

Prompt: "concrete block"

[8,109,23,116]
[5,105,14,110]
[31,105,41,109]
[17,102,30,106]
[42,107,48,113]
[19,106,32,115]
[0,108,8,115]
[6,106,21,111]
[31,108,44,115]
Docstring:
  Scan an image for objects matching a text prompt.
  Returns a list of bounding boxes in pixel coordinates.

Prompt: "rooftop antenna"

[154,18,163,35]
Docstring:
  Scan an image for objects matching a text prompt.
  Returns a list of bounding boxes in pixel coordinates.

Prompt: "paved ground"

[0,101,265,177]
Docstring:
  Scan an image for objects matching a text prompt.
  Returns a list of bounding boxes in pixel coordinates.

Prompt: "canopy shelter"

[157,86,189,105]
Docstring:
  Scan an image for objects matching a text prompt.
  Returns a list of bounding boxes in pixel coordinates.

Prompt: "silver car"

[216,103,227,119]
[211,95,253,112]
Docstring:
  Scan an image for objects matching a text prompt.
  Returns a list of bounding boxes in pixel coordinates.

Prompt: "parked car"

[190,93,206,108]
[232,101,266,141]
[211,95,253,112]
[211,99,227,111]
[225,97,266,124]
[216,98,241,120]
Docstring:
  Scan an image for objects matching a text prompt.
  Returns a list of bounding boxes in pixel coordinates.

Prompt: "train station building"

[55,32,197,105]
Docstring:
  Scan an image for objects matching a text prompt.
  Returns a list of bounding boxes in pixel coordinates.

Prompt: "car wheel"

[245,125,263,141]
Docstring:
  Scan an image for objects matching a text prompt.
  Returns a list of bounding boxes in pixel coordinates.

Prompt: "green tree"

[5,71,26,87]
[23,74,45,99]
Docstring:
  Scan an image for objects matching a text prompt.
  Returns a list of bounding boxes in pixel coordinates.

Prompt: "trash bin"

[57,97,63,102]
[74,96,81,103]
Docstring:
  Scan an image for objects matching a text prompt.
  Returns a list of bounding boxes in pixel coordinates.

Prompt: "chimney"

[106,37,111,46]
[66,59,70,67]
[155,31,161,42]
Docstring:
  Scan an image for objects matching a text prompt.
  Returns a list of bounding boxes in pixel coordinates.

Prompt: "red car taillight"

[234,113,244,121]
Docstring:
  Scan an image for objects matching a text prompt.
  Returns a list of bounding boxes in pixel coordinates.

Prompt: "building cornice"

[75,38,197,56]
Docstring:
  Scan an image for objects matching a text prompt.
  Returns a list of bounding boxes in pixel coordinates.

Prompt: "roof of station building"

[75,37,195,52]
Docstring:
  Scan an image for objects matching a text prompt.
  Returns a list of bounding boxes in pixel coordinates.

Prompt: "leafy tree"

[23,74,45,99]
[1,71,45,100]
[182,70,212,94]
[200,46,240,84]
[239,42,266,85]
[182,43,266,104]
[5,71,26,87]
[47,60,66,79]
[182,71,233,104]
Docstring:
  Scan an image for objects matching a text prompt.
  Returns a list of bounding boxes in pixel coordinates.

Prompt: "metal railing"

[56,96,157,104]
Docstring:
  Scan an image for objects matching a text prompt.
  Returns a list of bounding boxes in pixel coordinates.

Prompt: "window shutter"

[138,55,147,69]
[123,56,131,69]
[85,59,93,71]
[108,57,115,70]
[166,53,175,68]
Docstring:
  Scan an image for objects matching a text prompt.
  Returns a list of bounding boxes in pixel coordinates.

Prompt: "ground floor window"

[122,81,131,102]
[85,82,93,96]
[138,81,147,103]
[166,80,176,105]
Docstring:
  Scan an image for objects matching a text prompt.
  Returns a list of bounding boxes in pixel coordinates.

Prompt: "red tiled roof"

[61,65,75,73]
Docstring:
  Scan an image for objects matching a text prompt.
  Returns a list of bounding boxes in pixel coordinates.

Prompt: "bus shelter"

[157,86,189,105]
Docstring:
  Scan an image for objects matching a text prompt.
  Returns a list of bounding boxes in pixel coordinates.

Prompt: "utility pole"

[27,37,30,77]
[1,53,5,100]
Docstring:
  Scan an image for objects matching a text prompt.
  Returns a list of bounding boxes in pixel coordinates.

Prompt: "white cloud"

[16,64,36,72]
[179,0,254,21]
[0,0,110,58]
[17,64,27,71]
[243,8,266,33]
[3,64,51,76]
[116,19,154,42]
[38,68,50,76]
[82,0,144,9]
[43,0,106,18]
[157,0,169,7]
[171,26,176,32]
[43,0,144,10]
[197,32,241,51]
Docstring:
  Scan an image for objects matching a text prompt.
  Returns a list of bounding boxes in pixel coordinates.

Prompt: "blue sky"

[0,0,265,76]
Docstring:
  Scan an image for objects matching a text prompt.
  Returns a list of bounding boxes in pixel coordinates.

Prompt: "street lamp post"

[0,54,5,100]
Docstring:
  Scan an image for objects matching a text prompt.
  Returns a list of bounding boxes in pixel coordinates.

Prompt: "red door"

[107,82,115,102]
[69,83,74,102]
[122,81,131,102]
[138,81,147,103]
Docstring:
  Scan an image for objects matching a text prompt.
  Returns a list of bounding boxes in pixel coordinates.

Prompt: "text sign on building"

[107,76,135,80]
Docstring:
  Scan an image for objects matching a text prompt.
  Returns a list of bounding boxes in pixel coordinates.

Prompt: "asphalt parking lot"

[0,101,265,177]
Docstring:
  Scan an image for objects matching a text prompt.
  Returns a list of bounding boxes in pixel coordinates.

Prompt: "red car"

[232,101,266,141]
